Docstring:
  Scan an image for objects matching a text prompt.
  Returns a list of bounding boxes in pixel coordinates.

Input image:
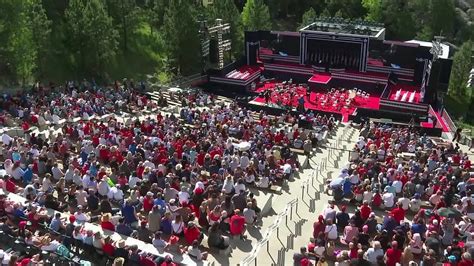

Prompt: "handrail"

[240,125,351,266]
[441,108,457,133]
[240,198,298,266]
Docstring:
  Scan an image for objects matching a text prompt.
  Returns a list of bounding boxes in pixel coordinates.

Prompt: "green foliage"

[106,0,141,52]
[448,40,473,97]
[65,0,119,76]
[27,0,52,78]
[380,0,417,40]
[242,0,272,31]
[362,0,382,22]
[9,7,37,85]
[300,7,317,29]
[162,0,201,75]
[209,0,244,59]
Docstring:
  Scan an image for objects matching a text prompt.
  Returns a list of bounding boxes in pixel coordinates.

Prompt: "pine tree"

[241,0,272,31]
[65,0,119,75]
[9,7,37,85]
[448,40,473,97]
[27,0,52,78]
[300,7,317,29]
[162,0,201,75]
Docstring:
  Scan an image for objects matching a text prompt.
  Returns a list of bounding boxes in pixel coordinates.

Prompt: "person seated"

[229,209,246,239]
[341,221,359,245]
[152,231,168,251]
[186,240,207,261]
[207,223,230,250]
[100,213,115,232]
[184,221,202,245]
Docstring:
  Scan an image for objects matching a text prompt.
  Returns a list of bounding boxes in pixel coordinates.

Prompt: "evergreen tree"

[362,0,382,22]
[241,0,272,31]
[9,6,37,85]
[381,0,417,40]
[416,0,456,41]
[209,0,244,59]
[27,0,52,78]
[65,0,119,76]
[162,0,201,75]
[448,40,473,97]
[300,7,317,29]
[106,0,140,52]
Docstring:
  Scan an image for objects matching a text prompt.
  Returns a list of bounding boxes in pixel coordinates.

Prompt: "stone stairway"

[276,125,360,266]
[205,124,358,266]
[229,124,360,266]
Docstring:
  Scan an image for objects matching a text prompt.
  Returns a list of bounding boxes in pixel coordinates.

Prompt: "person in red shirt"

[184,221,202,245]
[385,241,402,266]
[229,209,246,238]
[5,176,17,193]
[142,192,154,213]
[458,252,474,266]
[390,202,405,224]
[313,215,325,239]
[372,191,382,208]
[140,253,157,266]
[102,236,115,256]
[100,213,115,232]
[359,201,372,221]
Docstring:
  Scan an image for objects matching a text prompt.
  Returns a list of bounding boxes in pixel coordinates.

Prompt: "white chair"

[401,92,408,102]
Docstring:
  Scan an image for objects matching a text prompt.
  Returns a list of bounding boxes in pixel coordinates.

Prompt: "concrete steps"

[217,124,350,266]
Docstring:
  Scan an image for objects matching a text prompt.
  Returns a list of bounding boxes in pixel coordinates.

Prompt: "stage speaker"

[209,38,218,64]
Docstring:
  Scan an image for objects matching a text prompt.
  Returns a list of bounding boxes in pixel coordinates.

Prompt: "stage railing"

[441,108,457,133]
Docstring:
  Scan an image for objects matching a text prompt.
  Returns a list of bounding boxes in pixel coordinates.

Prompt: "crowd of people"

[0,79,338,265]
[294,121,474,266]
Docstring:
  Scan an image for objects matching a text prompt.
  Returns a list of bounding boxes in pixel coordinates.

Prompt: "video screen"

[368,40,417,69]
[259,32,300,57]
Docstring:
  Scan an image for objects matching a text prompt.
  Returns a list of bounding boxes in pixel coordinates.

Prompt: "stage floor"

[252,81,381,122]
[308,73,332,84]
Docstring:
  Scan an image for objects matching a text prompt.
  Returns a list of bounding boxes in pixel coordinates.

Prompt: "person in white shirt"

[51,163,64,180]
[128,174,140,189]
[392,179,403,194]
[233,179,246,194]
[41,239,61,251]
[75,186,88,206]
[243,202,257,224]
[82,172,91,189]
[410,193,422,212]
[74,205,90,223]
[240,153,250,169]
[64,165,75,182]
[429,190,443,206]
[397,197,410,210]
[324,220,338,241]
[323,204,336,222]
[222,175,234,194]
[363,189,373,203]
[178,187,190,205]
[72,169,82,186]
[382,190,395,209]
[257,175,270,188]
[97,178,110,197]
[108,185,124,201]
[1,133,12,146]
